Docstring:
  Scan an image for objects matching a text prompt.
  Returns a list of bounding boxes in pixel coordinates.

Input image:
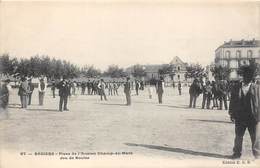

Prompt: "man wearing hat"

[38,78,46,106]
[0,79,11,109]
[0,79,11,119]
[57,77,70,111]
[124,77,131,105]
[98,79,107,101]
[229,65,260,159]
[28,78,34,105]
[18,76,29,108]
[156,76,165,104]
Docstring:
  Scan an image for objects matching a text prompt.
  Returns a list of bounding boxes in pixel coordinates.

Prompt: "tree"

[103,65,127,78]
[131,64,146,78]
[210,65,231,80]
[158,64,174,76]
[237,58,259,79]
[0,54,17,75]
[81,65,101,78]
[185,64,206,79]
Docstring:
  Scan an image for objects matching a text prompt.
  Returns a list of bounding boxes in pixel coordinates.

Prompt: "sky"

[0,1,260,71]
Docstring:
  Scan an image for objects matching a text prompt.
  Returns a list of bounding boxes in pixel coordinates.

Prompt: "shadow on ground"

[158,105,191,109]
[96,103,127,106]
[124,143,229,159]
[188,119,232,124]
[26,108,59,112]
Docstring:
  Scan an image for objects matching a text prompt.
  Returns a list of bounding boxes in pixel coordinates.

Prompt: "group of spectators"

[188,78,249,110]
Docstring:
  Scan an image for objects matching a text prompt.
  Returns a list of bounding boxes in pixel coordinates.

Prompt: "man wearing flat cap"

[229,65,260,159]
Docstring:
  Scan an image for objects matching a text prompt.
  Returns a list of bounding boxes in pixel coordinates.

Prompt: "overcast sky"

[0,1,259,70]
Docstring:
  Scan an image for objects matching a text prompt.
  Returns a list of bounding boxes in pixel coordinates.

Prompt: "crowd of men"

[0,64,259,159]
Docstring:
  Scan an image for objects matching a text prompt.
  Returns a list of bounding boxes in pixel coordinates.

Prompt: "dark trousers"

[202,94,211,109]
[219,95,228,110]
[52,89,55,98]
[114,89,118,96]
[158,92,163,104]
[178,89,181,95]
[233,120,257,157]
[59,96,68,111]
[189,94,197,108]
[108,89,113,96]
[125,92,131,105]
[20,95,27,108]
[136,88,139,95]
[81,88,86,95]
[100,90,107,101]
[28,93,32,105]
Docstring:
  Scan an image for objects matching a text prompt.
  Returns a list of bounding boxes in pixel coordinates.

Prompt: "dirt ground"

[0,86,258,167]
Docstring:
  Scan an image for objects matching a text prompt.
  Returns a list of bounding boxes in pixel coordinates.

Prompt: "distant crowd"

[0,64,260,159]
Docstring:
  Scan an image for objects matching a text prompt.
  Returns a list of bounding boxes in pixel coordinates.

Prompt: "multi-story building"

[125,56,188,85]
[215,39,260,79]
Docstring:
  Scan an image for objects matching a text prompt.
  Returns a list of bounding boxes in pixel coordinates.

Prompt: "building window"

[177,66,180,71]
[225,50,230,59]
[236,50,241,59]
[247,50,253,58]
[177,75,180,80]
[230,60,239,68]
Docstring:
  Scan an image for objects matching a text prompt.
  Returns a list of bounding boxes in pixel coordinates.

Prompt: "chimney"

[241,39,245,45]
[230,39,233,45]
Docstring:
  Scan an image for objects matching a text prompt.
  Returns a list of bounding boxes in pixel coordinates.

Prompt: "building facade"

[215,39,260,79]
[126,56,188,86]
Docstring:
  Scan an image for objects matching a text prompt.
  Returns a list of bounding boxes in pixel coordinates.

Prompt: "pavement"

[0,86,259,167]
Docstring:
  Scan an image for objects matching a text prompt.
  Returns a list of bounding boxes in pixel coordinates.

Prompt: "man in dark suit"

[229,65,260,159]
[189,78,201,108]
[156,76,164,104]
[27,78,34,105]
[57,77,70,112]
[124,77,131,106]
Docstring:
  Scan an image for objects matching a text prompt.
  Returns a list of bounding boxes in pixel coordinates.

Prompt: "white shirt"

[242,82,252,95]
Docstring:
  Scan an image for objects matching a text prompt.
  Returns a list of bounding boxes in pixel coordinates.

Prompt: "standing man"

[18,77,29,109]
[58,77,70,111]
[38,78,46,106]
[201,81,212,109]
[124,77,131,106]
[0,79,11,119]
[113,81,119,96]
[51,80,56,98]
[135,80,140,95]
[189,78,201,108]
[229,65,260,159]
[177,81,182,95]
[218,80,228,110]
[98,79,107,101]
[27,78,34,105]
[87,80,91,95]
[156,76,164,104]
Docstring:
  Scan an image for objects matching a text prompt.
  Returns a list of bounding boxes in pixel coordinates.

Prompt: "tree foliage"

[210,65,231,80]
[131,64,147,78]
[80,65,101,78]
[158,64,174,75]
[0,54,80,79]
[103,65,127,78]
[185,64,206,79]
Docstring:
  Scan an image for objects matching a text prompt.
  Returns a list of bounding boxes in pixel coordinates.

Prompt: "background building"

[215,39,260,79]
[126,56,188,86]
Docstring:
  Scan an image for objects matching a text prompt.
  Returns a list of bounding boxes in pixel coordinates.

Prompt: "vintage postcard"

[0,0,260,168]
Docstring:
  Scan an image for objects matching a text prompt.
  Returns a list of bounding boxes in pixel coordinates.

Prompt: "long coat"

[229,82,260,122]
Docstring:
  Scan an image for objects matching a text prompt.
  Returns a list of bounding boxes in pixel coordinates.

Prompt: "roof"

[216,39,260,51]
[170,56,185,65]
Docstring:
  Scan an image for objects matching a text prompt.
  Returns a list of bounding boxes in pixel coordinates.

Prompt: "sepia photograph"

[0,0,260,167]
